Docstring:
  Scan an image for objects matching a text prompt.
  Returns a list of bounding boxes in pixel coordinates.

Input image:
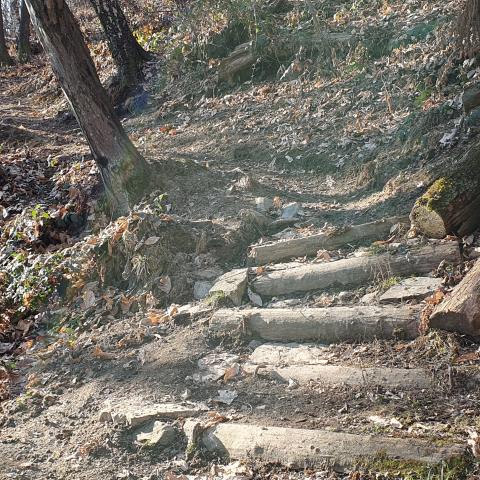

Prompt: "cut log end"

[410,204,447,239]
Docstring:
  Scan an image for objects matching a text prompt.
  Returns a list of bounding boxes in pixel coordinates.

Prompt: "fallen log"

[248,215,409,265]
[430,259,480,337]
[210,305,421,342]
[251,242,460,297]
[244,363,433,389]
[184,421,465,470]
[410,143,480,238]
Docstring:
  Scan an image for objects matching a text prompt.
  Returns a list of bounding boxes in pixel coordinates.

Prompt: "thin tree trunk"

[17,0,31,62]
[24,0,152,216]
[88,0,150,102]
[0,3,13,66]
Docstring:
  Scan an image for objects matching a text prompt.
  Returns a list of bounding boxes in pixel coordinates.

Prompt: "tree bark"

[410,142,480,238]
[88,0,150,102]
[430,259,480,337]
[25,0,152,216]
[0,3,13,66]
[17,0,31,63]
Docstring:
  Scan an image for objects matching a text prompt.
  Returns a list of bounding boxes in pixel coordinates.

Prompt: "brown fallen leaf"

[223,363,241,382]
[455,351,480,364]
[92,345,116,360]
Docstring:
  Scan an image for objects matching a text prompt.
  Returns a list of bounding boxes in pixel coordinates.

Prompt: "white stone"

[193,281,213,300]
[280,202,302,220]
[255,197,274,212]
[135,421,176,447]
[379,277,443,303]
[208,268,248,306]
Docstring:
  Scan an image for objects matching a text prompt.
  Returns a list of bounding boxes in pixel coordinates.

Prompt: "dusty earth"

[1,0,480,478]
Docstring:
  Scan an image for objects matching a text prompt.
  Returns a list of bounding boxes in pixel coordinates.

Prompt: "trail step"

[244,363,433,389]
[184,421,465,470]
[249,215,409,265]
[210,305,421,342]
[251,241,460,297]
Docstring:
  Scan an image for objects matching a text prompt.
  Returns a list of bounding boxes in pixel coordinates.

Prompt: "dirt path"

[1,58,479,479]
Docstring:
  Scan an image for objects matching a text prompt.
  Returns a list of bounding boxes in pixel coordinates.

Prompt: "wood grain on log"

[251,242,460,297]
[430,259,480,336]
[184,421,465,470]
[210,305,421,342]
[410,144,480,238]
[249,215,409,265]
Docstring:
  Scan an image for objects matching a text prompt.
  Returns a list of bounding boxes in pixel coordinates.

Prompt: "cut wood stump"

[251,242,460,297]
[210,305,421,342]
[184,421,465,470]
[248,215,409,265]
[430,258,480,337]
[410,143,480,237]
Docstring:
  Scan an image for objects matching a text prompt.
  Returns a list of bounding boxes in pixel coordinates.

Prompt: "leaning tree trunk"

[88,0,150,102]
[410,141,480,238]
[0,3,13,66]
[17,0,31,62]
[25,0,152,216]
[430,258,480,337]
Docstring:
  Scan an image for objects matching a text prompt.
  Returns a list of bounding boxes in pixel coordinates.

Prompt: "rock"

[208,268,248,306]
[193,281,213,300]
[360,291,378,304]
[379,277,443,303]
[193,352,240,383]
[463,84,480,115]
[136,421,176,447]
[255,197,274,212]
[99,402,205,426]
[280,202,302,220]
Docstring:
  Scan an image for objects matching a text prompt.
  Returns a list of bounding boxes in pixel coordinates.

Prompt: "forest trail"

[2,7,480,477]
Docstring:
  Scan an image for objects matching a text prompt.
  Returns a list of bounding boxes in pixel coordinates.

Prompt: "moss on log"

[410,143,480,238]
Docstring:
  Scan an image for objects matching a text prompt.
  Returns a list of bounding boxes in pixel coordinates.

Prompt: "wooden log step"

[251,241,460,297]
[249,216,409,265]
[184,421,465,471]
[244,363,433,389]
[210,305,421,342]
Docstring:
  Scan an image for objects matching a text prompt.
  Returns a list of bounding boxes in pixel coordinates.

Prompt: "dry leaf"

[92,345,116,360]
[147,309,169,325]
[158,275,172,294]
[223,363,241,382]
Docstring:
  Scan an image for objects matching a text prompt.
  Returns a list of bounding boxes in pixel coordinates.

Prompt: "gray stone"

[100,402,205,426]
[360,291,378,304]
[379,277,443,304]
[280,202,302,220]
[208,268,248,306]
[193,281,213,300]
[135,421,176,447]
[255,197,274,212]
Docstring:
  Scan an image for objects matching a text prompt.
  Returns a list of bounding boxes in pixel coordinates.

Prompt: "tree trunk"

[429,259,480,337]
[0,3,13,66]
[25,0,152,216]
[17,0,31,62]
[88,0,150,102]
[410,142,480,238]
